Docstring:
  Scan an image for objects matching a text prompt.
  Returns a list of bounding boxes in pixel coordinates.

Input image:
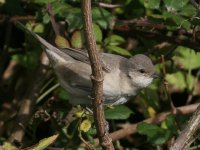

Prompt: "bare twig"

[9,15,36,22]
[186,70,200,104]
[83,103,199,147]
[170,104,200,150]
[47,3,60,35]
[79,131,95,150]
[115,18,165,30]
[161,55,176,114]
[115,28,200,52]
[95,2,123,8]
[81,0,114,149]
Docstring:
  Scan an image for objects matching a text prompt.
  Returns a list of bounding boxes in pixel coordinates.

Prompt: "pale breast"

[103,68,121,97]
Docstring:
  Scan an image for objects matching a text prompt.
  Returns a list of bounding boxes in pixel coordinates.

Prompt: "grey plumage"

[17,22,157,105]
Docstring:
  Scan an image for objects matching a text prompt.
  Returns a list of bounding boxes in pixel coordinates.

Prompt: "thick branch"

[170,104,200,150]
[81,0,114,149]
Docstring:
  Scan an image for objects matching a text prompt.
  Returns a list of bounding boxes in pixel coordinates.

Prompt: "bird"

[17,23,158,105]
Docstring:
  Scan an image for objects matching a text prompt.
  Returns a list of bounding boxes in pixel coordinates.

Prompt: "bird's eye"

[138,69,145,73]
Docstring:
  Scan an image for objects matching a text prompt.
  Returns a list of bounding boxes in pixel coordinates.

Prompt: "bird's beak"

[152,73,161,79]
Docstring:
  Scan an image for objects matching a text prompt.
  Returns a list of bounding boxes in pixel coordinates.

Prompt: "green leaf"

[174,47,200,70]
[162,12,191,29]
[31,134,59,150]
[164,0,189,12]
[166,72,186,91]
[186,74,195,91]
[33,23,44,33]
[57,88,70,101]
[142,0,160,9]
[42,13,50,24]
[93,24,103,43]
[3,142,18,150]
[92,7,114,29]
[179,5,197,17]
[104,35,125,46]
[71,30,84,48]
[137,123,171,145]
[55,35,70,48]
[52,3,83,31]
[105,105,133,120]
[161,115,177,135]
[71,24,102,48]
[106,45,132,56]
[79,119,92,132]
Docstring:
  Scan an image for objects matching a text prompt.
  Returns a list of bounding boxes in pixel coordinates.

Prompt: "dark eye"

[138,69,145,73]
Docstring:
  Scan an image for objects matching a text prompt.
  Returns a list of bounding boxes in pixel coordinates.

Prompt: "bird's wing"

[16,22,128,73]
[60,48,128,72]
[55,62,92,95]
[60,48,90,64]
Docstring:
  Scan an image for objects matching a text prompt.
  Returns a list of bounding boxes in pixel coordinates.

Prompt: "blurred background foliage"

[0,0,200,149]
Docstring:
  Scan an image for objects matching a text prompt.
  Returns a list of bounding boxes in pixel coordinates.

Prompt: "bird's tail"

[15,22,73,65]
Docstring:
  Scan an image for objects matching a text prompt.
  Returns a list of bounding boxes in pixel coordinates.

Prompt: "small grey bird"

[18,24,158,105]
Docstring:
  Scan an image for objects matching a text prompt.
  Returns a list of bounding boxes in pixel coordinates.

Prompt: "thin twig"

[161,55,176,114]
[79,131,96,150]
[115,18,165,30]
[81,0,114,149]
[115,28,200,52]
[186,70,200,104]
[47,3,60,35]
[95,2,123,8]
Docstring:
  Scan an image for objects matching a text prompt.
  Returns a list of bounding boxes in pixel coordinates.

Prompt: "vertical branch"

[81,0,114,149]
[161,55,176,114]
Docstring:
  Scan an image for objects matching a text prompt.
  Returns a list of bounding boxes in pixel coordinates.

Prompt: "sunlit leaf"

[3,142,18,150]
[71,30,84,48]
[147,106,156,117]
[174,47,200,70]
[166,72,186,91]
[33,23,44,33]
[55,35,70,48]
[186,74,195,91]
[79,119,92,132]
[93,24,103,43]
[30,134,59,150]
[75,110,86,118]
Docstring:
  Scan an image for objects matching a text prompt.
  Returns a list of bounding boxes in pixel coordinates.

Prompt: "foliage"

[0,0,200,149]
